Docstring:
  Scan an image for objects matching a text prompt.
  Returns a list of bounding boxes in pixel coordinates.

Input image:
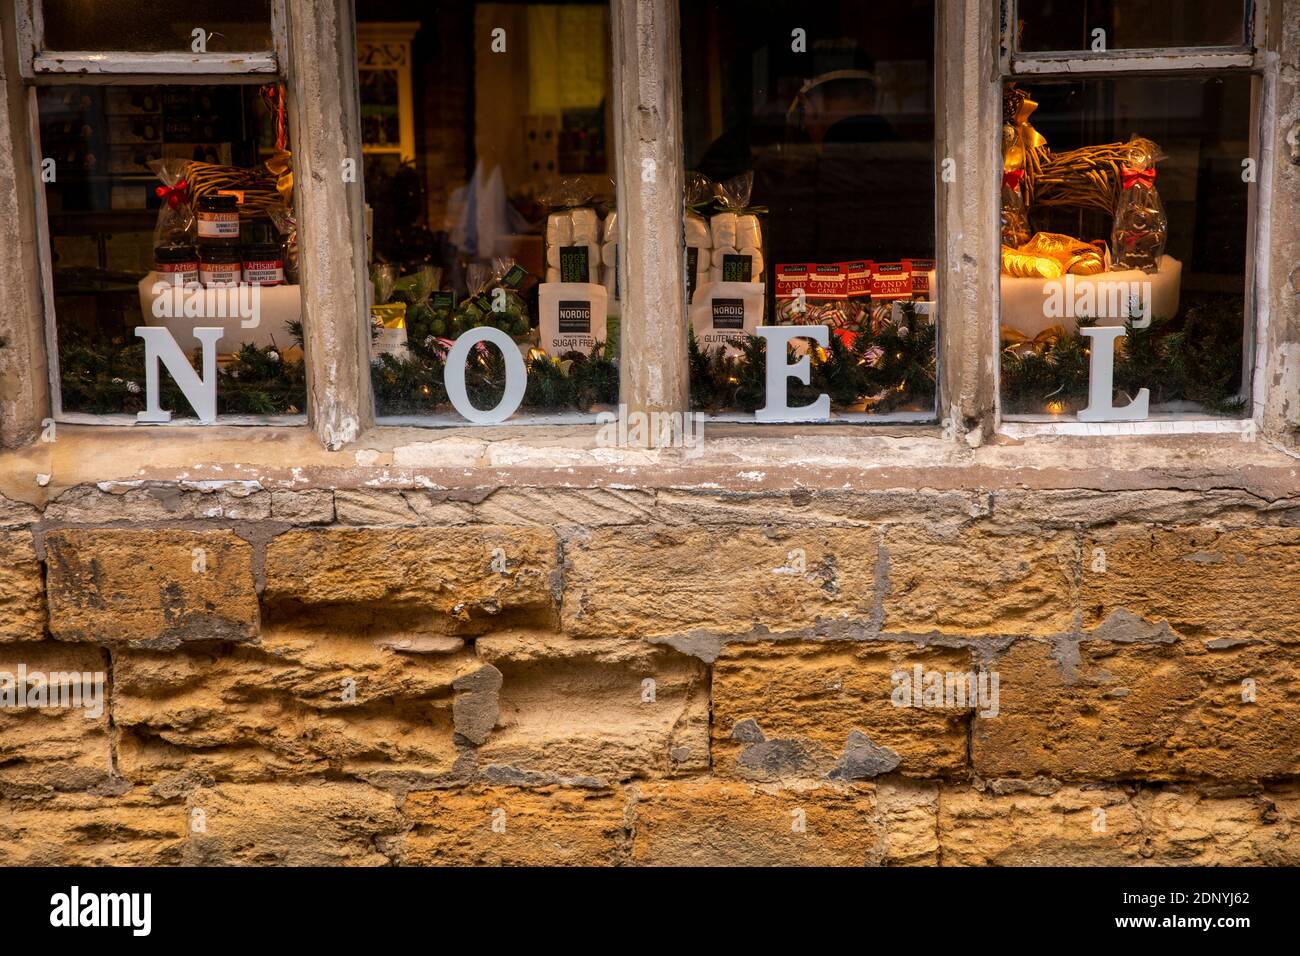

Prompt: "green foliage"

[58,324,306,416]
[687,308,938,415]
[371,341,618,417]
[1001,294,1245,415]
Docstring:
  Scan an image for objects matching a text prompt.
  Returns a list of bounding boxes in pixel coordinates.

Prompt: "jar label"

[197,212,240,238]
[199,264,241,286]
[243,261,284,285]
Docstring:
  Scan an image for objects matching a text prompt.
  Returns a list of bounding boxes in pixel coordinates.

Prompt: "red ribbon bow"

[1120,166,1156,190]
[1002,169,1025,192]
[155,179,189,209]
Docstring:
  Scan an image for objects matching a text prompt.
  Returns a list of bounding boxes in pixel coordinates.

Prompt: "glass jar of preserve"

[198,246,241,287]
[195,193,240,245]
[153,245,199,286]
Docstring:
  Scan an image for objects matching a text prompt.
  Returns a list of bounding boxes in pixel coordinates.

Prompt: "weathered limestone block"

[473,633,708,782]
[184,782,403,865]
[939,784,1300,865]
[712,640,972,781]
[628,779,887,866]
[475,487,656,526]
[884,526,1078,635]
[0,643,110,793]
[263,527,558,633]
[973,634,1300,781]
[938,785,1143,865]
[270,488,335,524]
[654,488,983,528]
[0,791,186,866]
[1138,786,1300,865]
[46,484,270,522]
[45,529,258,649]
[113,631,479,786]
[0,531,44,642]
[402,786,627,866]
[333,488,473,526]
[1082,526,1300,642]
[561,526,880,638]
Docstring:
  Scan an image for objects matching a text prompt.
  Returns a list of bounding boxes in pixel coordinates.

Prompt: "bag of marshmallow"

[706,171,766,289]
[540,177,603,285]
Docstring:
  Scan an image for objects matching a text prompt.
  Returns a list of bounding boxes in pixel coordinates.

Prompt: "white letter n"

[134,327,224,424]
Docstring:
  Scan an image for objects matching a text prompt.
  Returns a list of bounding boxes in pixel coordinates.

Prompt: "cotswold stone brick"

[475,487,655,526]
[712,640,971,781]
[629,778,931,866]
[1082,527,1300,642]
[0,792,185,866]
[0,643,110,794]
[938,785,1300,866]
[973,636,1300,781]
[270,488,335,524]
[45,530,258,649]
[474,634,708,782]
[113,631,477,787]
[263,528,557,632]
[402,786,626,866]
[560,526,879,639]
[184,782,402,866]
[939,785,1142,865]
[884,527,1078,635]
[0,531,44,642]
[1139,786,1300,865]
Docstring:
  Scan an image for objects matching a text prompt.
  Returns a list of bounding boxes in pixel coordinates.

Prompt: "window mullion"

[936,0,1001,442]
[609,0,689,439]
[284,0,373,448]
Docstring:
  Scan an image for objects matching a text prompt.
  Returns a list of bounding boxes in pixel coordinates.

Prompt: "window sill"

[2,422,1297,513]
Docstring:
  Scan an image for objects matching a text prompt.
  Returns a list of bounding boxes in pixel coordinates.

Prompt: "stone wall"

[2,462,1298,866]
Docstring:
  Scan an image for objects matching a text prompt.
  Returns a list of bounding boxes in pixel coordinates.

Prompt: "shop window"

[997,72,1255,422]
[35,82,304,423]
[679,0,937,423]
[38,0,275,54]
[358,1,621,425]
[1014,1,1249,53]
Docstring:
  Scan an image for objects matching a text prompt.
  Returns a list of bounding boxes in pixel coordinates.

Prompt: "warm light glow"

[1046,400,1065,415]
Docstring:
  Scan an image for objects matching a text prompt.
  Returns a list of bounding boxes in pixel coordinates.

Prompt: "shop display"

[997,83,1197,413]
[688,303,936,416]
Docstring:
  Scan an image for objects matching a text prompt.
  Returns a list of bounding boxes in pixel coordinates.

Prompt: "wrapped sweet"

[1111,136,1167,274]
[1001,167,1031,248]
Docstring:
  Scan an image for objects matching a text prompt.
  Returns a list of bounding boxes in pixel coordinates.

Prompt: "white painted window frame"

[995,0,1274,439]
[18,0,302,426]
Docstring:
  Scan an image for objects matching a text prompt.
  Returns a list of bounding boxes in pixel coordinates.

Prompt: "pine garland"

[688,304,937,414]
[58,323,307,416]
[1000,294,1246,415]
[371,341,619,417]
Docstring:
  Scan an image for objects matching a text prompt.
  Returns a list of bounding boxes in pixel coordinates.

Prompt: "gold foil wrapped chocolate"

[1001,245,1061,279]
[1002,232,1104,278]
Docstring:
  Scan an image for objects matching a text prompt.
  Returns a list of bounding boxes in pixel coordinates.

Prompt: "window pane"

[41,0,273,53]
[1015,0,1247,53]
[39,83,305,420]
[358,2,620,423]
[998,75,1251,420]
[681,0,937,421]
